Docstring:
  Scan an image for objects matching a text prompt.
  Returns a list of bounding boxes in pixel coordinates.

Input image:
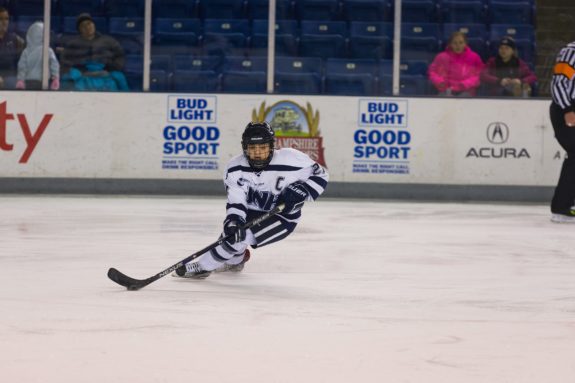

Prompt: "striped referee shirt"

[551,41,575,111]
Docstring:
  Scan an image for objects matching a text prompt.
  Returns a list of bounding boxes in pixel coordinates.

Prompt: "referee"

[550,41,575,223]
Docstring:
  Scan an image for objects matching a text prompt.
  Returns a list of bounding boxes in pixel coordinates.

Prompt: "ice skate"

[214,249,251,273]
[551,209,575,223]
[172,262,211,279]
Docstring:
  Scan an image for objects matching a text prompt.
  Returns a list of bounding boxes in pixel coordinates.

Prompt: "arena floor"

[1,195,574,382]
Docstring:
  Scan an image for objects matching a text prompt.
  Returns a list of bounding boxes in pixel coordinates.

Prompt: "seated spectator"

[0,7,25,89]
[428,31,484,96]
[16,22,60,90]
[60,13,128,91]
[481,36,537,97]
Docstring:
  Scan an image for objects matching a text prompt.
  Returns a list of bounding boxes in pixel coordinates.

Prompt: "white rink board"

[0,91,563,186]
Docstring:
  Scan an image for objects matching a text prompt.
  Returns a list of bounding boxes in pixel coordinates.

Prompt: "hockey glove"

[223,218,246,245]
[282,182,310,214]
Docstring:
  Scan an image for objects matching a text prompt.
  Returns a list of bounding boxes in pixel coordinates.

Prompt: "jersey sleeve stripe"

[309,175,328,188]
[226,203,247,213]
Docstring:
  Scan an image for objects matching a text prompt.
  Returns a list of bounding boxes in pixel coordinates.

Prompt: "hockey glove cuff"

[282,182,310,214]
[224,218,246,245]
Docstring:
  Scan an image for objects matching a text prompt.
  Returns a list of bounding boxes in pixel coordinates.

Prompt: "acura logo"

[486,122,509,144]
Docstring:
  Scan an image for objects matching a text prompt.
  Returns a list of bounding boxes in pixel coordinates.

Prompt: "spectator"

[428,31,484,96]
[0,7,25,89]
[16,22,60,90]
[60,13,128,91]
[481,36,537,97]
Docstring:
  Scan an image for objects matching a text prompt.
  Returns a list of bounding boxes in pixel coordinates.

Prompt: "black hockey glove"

[223,218,246,245]
[282,182,310,214]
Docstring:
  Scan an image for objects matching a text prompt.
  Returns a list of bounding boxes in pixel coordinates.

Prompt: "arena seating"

[6,0,536,96]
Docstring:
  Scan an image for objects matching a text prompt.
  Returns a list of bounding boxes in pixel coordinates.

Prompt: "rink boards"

[0,91,563,187]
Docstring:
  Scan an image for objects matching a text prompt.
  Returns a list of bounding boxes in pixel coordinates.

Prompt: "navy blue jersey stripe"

[309,175,328,189]
[307,186,320,200]
[226,203,247,212]
[228,164,303,173]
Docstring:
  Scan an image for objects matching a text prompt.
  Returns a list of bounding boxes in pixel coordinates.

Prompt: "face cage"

[243,141,274,170]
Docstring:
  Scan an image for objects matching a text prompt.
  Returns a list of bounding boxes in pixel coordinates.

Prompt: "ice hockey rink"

[1,194,574,383]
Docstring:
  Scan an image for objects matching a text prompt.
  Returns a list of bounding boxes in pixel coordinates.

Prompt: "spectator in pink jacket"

[428,32,484,96]
[481,36,537,97]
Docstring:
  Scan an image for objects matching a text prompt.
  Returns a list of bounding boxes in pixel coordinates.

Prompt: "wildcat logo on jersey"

[247,187,277,210]
[252,101,327,168]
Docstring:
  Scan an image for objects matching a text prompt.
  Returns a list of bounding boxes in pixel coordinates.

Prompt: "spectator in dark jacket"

[481,36,537,97]
[0,7,25,89]
[60,13,128,90]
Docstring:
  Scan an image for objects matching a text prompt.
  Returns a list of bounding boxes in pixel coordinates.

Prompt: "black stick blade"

[107,268,149,291]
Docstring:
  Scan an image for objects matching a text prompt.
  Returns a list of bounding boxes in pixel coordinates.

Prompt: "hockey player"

[173,121,329,279]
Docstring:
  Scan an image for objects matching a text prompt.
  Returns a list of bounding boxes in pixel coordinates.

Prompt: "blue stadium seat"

[295,0,340,20]
[250,19,298,56]
[440,0,486,24]
[377,69,428,96]
[399,60,428,76]
[150,69,170,91]
[402,0,439,23]
[324,73,375,95]
[274,72,322,94]
[299,35,346,59]
[109,17,144,37]
[104,0,145,17]
[299,20,348,59]
[275,56,323,76]
[398,74,428,95]
[274,56,322,94]
[489,24,534,41]
[247,0,294,20]
[198,0,245,19]
[488,1,532,25]
[442,22,488,41]
[12,0,55,16]
[172,70,220,92]
[324,58,378,96]
[341,0,391,22]
[221,71,267,93]
[223,56,267,72]
[325,57,379,76]
[203,18,250,55]
[151,54,172,72]
[153,18,201,55]
[15,15,60,35]
[109,17,144,54]
[401,22,441,60]
[58,0,103,17]
[349,21,393,59]
[300,20,347,36]
[173,55,223,72]
[152,0,197,18]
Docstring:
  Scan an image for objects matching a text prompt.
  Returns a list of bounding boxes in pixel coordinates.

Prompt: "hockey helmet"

[241,121,275,169]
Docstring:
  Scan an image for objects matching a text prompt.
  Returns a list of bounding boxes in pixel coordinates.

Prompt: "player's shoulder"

[226,154,250,174]
[273,148,314,166]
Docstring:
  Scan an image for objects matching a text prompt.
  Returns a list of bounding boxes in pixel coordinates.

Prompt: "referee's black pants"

[550,102,575,212]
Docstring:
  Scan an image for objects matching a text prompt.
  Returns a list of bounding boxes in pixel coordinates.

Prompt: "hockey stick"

[107,203,285,291]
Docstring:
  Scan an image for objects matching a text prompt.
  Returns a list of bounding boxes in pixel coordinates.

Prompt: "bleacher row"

[129,55,460,95]
[3,0,536,95]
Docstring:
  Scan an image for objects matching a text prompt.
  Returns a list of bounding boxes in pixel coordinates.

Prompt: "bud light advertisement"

[353,99,411,175]
[162,96,220,171]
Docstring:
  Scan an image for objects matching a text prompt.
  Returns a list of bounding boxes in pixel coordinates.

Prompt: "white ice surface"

[1,195,574,383]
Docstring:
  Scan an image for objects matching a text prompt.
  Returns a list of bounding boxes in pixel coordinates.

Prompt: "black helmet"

[241,121,275,170]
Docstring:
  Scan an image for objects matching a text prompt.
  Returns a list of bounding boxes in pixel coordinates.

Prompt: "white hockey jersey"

[224,148,329,222]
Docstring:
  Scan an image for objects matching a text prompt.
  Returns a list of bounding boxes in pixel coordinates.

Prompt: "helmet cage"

[241,122,275,170]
